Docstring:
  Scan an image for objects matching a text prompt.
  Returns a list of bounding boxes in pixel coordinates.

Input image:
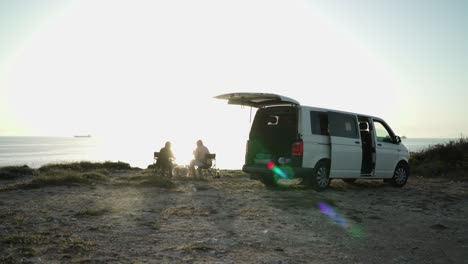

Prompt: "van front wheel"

[391,163,409,187]
[312,161,330,191]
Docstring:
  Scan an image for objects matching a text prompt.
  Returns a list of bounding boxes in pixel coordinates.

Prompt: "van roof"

[215,92,382,119]
[300,105,381,120]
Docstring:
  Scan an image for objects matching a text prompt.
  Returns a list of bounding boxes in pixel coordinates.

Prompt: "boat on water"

[74,135,91,138]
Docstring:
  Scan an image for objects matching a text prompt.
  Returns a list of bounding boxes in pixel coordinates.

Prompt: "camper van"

[216,93,410,191]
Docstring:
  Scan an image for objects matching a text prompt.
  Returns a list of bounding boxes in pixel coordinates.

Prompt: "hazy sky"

[0,0,467,165]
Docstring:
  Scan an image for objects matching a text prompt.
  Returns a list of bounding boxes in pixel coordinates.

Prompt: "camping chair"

[153,152,160,174]
[153,151,173,177]
[197,153,220,178]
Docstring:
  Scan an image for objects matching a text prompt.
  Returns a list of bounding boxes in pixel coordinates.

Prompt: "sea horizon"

[0,136,460,169]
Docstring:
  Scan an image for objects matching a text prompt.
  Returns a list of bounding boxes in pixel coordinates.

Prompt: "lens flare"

[266,161,288,179]
[317,201,364,238]
[267,161,275,170]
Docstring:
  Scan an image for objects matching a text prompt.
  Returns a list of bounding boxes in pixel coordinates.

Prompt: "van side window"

[373,120,394,143]
[328,112,359,139]
[310,111,329,135]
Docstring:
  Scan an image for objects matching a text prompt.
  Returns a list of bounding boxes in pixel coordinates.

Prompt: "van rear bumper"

[242,165,313,178]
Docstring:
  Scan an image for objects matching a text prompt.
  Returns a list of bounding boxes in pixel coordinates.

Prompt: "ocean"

[0,136,457,169]
[401,138,456,153]
[0,136,154,169]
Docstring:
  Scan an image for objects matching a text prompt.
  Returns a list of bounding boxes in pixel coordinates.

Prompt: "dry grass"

[121,170,175,189]
[1,164,232,192]
[173,174,209,182]
[60,237,97,254]
[2,233,48,245]
[1,231,98,261]
[161,205,215,218]
[74,208,113,217]
[172,243,216,252]
[1,169,110,190]
[0,256,17,264]
[149,220,161,230]
[30,170,109,187]
[237,207,263,218]
[1,169,467,263]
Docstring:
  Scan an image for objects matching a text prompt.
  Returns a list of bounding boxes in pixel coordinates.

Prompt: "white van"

[216,92,410,191]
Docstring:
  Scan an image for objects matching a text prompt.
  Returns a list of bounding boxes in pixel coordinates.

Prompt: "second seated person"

[189,140,211,176]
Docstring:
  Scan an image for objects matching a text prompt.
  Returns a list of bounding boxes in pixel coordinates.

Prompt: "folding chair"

[198,153,220,178]
[153,151,173,177]
[153,152,160,174]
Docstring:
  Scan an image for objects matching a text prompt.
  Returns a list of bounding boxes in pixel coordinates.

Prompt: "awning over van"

[214,93,300,108]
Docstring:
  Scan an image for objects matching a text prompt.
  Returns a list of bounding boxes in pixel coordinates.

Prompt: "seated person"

[156,141,175,176]
[189,140,211,176]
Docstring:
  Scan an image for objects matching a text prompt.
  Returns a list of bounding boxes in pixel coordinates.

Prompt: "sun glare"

[0,0,433,168]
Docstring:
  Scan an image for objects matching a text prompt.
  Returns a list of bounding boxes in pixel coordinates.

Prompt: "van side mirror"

[395,136,401,144]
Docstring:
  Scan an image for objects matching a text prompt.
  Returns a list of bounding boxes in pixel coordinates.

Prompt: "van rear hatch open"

[214,93,299,108]
[215,93,302,175]
[246,106,301,168]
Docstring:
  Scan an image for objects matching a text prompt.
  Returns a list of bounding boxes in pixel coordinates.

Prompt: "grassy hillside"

[0,165,34,180]
[0,161,179,190]
[410,137,468,178]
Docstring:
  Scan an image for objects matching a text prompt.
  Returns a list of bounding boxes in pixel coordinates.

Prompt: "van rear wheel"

[311,161,330,192]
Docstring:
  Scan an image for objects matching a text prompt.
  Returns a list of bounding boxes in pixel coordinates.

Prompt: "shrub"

[0,165,34,180]
[38,161,131,173]
[21,170,109,188]
[410,137,468,178]
[80,172,108,182]
[102,161,132,170]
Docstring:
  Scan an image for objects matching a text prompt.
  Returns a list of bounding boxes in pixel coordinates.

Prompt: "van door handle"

[354,141,360,144]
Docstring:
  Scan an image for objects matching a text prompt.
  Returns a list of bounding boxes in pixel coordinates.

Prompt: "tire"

[342,179,356,184]
[311,161,330,192]
[391,162,409,187]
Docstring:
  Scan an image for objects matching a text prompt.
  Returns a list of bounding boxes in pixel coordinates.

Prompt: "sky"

[0,0,467,167]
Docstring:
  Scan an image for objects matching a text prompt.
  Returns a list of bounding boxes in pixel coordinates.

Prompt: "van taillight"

[292,141,303,156]
[246,141,249,153]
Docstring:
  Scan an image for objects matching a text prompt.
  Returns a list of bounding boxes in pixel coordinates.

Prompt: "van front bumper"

[242,165,313,178]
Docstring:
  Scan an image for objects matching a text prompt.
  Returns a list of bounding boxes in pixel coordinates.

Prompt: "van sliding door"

[328,112,362,178]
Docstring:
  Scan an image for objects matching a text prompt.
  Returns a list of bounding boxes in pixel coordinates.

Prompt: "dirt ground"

[1,171,467,264]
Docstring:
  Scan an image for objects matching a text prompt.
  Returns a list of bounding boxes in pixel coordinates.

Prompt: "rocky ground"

[1,170,467,263]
